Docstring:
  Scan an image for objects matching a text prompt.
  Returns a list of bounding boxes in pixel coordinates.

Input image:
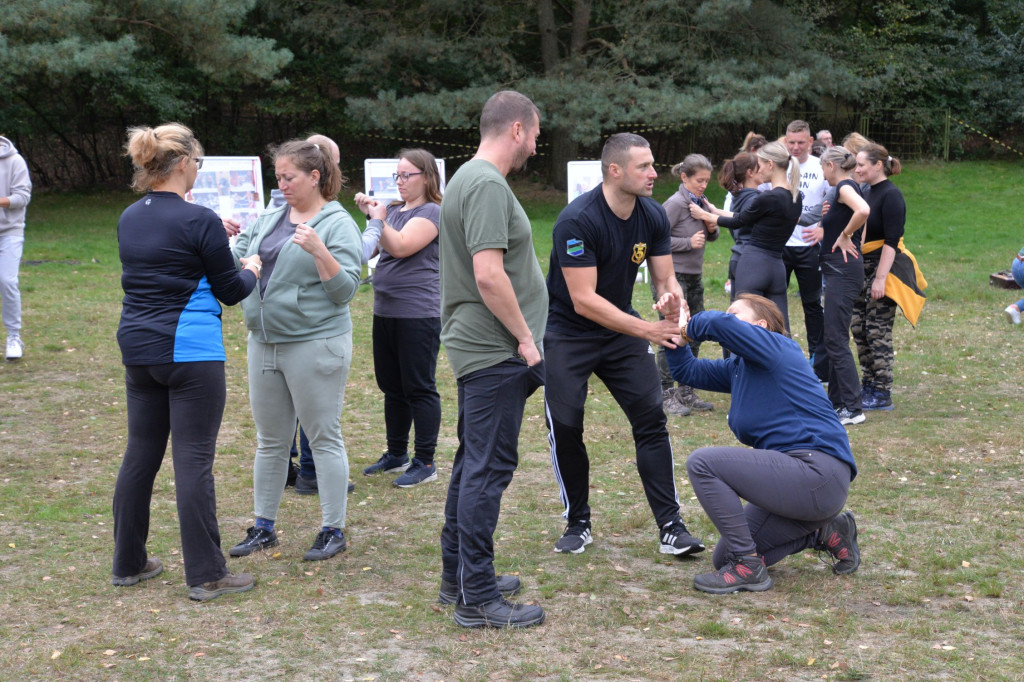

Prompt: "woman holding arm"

[656,293,860,594]
[819,147,870,424]
[851,144,905,411]
[229,140,362,562]
[353,149,443,487]
[113,123,260,601]
[717,152,763,302]
[690,142,801,327]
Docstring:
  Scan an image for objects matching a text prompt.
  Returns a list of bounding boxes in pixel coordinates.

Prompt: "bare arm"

[378,216,438,258]
[473,248,541,365]
[562,255,681,348]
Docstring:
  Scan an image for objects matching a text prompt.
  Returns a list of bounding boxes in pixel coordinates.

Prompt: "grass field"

[1,161,1023,681]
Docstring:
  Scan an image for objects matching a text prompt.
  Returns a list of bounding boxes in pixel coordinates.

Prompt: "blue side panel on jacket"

[173,276,225,362]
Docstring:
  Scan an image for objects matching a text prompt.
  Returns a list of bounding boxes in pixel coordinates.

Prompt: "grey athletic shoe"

[660,518,705,556]
[454,597,545,629]
[693,554,773,594]
[438,574,522,605]
[363,452,410,476]
[662,388,691,417]
[554,520,593,554]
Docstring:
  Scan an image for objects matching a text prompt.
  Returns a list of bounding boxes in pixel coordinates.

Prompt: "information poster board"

[567,160,603,204]
[364,158,446,202]
[186,156,265,234]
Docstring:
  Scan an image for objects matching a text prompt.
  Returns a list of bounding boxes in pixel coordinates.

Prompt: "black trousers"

[440,359,543,606]
[372,315,442,464]
[820,253,865,411]
[545,332,681,528]
[734,245,789,330]
[112,362,228,587]
[783,244,824,356]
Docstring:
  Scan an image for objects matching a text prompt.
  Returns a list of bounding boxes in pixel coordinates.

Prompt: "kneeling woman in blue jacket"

[657,293,860,594]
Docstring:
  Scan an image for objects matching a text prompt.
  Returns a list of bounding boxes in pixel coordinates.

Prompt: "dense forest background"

[3,0,1021,189]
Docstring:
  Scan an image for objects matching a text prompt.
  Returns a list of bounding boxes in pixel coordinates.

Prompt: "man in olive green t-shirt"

[437,90,548,629]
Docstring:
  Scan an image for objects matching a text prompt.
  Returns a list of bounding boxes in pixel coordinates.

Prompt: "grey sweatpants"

[247,332,352,529]
[0,233,23,335]
[686,446,851,568]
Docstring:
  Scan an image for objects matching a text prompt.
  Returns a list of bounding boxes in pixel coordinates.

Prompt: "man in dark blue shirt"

[545,133,704,558]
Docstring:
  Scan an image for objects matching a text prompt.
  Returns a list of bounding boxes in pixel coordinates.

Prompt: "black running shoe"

[303,530,347,561]
[554,520,592,554]
[454,597,545,629]
[363,452,410,476]
[816,510,860,574]
[660,518,705,556]
[438,574,522,605]
[229,526,279,557]
[693,554,773,594]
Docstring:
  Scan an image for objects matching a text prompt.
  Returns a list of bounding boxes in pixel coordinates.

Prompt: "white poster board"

[567,160,603,204]
[187,156,265,234]
[364,158,446,202]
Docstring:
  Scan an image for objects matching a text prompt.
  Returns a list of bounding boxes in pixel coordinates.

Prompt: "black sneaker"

[284,460,299,488]
[438,574,522,605]
[816,510,860,574]
[453,597,545,629]
[862,389,894,412]
[188,572,255,601]
[112,557,164,586]
[554,520,592,554]
[836,407,866,425]
[393,459,438,488]
[294,474,318,495]
[693,554,773,594]
[363,452,410,476]
[303,530,347,561]
[660,518,705,556]
[228,526,279,557]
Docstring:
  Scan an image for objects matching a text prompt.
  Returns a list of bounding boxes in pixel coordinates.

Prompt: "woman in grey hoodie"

[0,135,32,360]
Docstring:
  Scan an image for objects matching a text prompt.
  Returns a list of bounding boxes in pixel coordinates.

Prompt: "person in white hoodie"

[0,136,32,360]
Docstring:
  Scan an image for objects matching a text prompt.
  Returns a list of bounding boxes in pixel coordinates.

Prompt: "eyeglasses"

[392,172,423,182]
[194,157,204,170]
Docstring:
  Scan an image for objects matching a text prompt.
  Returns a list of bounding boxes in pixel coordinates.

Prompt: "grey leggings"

[686,446,851,568]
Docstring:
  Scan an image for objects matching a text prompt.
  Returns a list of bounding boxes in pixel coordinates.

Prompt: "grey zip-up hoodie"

[0,137,32,237]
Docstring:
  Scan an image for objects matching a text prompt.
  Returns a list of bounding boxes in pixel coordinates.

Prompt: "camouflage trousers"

[650,272,704,390]
[850,258,896,393]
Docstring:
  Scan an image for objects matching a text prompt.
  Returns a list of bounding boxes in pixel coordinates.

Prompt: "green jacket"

[232,201,362,343]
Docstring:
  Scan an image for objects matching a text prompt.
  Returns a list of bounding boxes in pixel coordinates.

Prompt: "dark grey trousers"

[686,446,851,568]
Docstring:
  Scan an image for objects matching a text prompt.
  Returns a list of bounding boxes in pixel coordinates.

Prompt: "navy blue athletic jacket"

[666,311,856,479]
[117,191,256,365]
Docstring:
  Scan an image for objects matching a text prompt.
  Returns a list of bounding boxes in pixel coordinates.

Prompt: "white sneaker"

[1004,305,1021,325]
[6,336,23,360]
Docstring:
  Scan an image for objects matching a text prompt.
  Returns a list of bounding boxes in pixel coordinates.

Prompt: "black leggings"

[733,245,789,330]
[112,362,229,587]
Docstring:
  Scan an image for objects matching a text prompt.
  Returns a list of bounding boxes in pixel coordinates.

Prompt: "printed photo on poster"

[567,160,603,204]
[186,156,265,233]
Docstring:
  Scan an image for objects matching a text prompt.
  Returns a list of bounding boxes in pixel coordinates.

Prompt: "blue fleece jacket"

[665,311,856,479]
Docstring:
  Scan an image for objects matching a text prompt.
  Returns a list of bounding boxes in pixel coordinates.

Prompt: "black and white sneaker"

[660,518,705,556]
[554,520,592,554]
[836,407,866,425]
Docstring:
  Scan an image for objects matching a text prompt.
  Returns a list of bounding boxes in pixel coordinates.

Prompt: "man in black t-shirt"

[545,133,705,558]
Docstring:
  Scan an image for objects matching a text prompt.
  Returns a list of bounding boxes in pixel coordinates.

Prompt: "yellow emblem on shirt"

[632,242,647,265]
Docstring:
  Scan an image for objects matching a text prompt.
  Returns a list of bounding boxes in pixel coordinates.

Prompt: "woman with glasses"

[229,139,362,563]
[354,149,443,488]
[113,123,261,601]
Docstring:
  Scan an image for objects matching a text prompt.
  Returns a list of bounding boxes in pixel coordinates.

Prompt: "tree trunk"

[547,129,578,191]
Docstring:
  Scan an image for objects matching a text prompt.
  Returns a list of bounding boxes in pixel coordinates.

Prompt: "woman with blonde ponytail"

[689,141,802,327]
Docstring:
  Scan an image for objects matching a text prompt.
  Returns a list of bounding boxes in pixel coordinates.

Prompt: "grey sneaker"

[816,511,860,574]
[693,554,773,594]
[660,518,705,556]
[363,452,410,476]
[836,407,866,425]
[188,572,255,601]
[303,530,347,561]
[438,574,522,605]
[662,389,691,417]
[393,459,437,488]
[112,557,163,586]
[554,520,592,554]
[454,597,545,629]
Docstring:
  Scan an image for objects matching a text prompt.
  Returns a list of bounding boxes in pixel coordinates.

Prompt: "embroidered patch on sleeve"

[566,238,584,257]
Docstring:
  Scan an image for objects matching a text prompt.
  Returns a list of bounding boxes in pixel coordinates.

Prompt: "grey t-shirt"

[439,159,548,379]
[373,202,441,318]
[257,210,296,297]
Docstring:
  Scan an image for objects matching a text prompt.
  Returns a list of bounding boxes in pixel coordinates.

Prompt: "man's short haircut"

[479,91,540,140]
[601,133,650,178]
[786,119,811,135]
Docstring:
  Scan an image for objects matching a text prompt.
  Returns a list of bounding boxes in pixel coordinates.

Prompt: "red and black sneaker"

[693,554,773,595]
[817,510,861,574]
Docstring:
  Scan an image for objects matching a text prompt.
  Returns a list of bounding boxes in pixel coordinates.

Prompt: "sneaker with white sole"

[363,452,410,476]
[393,459,437,487]
[1005,305,1021,324]
[660,518,705,556]
[835,406,866,425]
[693,554,773,594]
[554,520,592,554]
[5,336,23,361]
